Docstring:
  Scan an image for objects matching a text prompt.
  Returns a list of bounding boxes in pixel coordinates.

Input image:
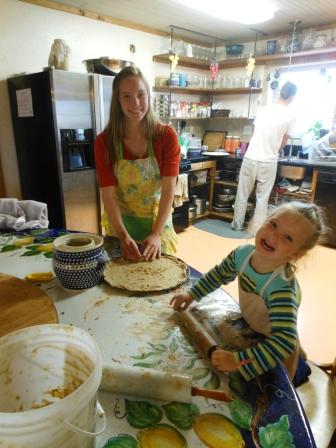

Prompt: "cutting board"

[0,273,58,337]
[203,131,227,150]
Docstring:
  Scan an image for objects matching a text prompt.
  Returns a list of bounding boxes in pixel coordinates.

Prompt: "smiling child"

[171,201,328,382]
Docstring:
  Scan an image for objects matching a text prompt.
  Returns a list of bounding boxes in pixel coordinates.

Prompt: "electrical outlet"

[129,44,136,54]
[243,125,253,135]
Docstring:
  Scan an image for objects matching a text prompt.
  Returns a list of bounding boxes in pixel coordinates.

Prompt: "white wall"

[0,0,165,197]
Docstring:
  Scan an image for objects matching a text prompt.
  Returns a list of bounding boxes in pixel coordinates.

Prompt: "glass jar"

[231,136,240,153]
[224,135,232,152]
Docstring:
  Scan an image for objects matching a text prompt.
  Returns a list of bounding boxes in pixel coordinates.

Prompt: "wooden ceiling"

[21,0,336,44]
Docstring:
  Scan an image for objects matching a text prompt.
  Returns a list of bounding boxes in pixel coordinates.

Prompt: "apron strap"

[239,249,283,298]
[147,142,154,158]
[239,249,253,276]
[117,141,123,160]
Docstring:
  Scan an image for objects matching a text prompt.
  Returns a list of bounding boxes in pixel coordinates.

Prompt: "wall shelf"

[153,47,336,70]
[215,180,238,187]
[153,86,262,95]
[161,116,253,121]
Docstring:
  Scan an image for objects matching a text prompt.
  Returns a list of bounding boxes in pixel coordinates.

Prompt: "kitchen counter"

[204,153,336,171]
[0,229,318,448]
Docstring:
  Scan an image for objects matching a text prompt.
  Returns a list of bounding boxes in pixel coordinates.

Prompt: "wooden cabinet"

[188,160,216,222]
[194,158,321,225]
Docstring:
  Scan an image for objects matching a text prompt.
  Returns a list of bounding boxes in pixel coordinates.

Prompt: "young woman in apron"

[94,66,179,261]
[171,202,327,382]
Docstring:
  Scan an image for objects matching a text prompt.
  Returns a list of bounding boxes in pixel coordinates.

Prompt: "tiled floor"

[176,225,335,364]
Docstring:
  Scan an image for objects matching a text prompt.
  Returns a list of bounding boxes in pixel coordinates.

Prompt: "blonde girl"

[171,201,328,382]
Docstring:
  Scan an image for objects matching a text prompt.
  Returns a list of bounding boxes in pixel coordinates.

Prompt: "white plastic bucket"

[0,324,104,448]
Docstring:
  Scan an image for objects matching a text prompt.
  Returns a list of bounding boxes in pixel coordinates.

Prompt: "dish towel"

[173,173,189,207]
[0,198,49,230]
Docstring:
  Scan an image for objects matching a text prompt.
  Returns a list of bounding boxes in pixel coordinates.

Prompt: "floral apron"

[238,251,299,379]
[102,141,177,254]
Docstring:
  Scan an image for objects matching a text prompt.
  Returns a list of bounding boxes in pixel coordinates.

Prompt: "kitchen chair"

[297,357,336,448]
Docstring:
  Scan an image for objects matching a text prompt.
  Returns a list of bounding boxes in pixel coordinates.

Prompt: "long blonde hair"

[105,66,162,163]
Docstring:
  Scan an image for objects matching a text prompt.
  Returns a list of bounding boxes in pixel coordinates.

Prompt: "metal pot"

[194,198,206,215]
[215,193,236,204]
[217,187,236,195]
[82,57,133,75]
[188,206,196,219]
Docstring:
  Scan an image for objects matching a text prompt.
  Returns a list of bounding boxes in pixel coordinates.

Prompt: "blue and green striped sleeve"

[234,285,299,381]
[188,250,238,301]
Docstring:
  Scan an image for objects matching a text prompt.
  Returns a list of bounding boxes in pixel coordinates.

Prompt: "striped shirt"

[189,244,301,381]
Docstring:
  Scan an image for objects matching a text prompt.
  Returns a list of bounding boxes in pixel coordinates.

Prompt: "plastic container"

[0,324,104,448]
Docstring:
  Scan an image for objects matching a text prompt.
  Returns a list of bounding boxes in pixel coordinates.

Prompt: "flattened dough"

[104,255,189,292]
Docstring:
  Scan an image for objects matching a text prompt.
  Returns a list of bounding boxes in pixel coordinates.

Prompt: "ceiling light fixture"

[172,0,277,25]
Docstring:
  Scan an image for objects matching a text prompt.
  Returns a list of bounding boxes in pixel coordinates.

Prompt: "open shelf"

[153,86,262,95]
[153,47,336,70]
[214,180,238,187]
[161,116,253,121]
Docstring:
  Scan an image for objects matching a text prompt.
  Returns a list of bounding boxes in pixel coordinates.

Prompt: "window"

[277,66,336,137]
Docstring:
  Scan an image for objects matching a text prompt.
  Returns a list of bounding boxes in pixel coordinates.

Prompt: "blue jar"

[52,233,106,289]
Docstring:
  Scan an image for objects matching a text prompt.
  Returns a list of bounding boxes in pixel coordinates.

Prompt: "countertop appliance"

[7,69,114,232]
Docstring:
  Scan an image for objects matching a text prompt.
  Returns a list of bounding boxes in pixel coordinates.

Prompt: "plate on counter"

[104,255,189,293]
[202,150,230,156]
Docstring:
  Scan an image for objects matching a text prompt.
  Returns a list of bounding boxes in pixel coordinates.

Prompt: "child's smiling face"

[255,210,314,267]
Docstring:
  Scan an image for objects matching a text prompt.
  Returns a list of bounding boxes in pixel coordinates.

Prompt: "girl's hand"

[141,233,161,261]
[170,293,194,311]
[120,235,142,262]
[211,348,252,372]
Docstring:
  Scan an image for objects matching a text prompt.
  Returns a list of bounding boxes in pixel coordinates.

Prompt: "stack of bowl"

[213,187,236,213]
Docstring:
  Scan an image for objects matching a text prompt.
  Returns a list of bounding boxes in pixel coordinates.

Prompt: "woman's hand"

[211,348,252,372]
[120,235,142,262]
[141,233,161,261]
[170,293,194,311]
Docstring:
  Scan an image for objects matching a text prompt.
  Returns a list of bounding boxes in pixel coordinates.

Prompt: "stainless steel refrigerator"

[7,68,114,233]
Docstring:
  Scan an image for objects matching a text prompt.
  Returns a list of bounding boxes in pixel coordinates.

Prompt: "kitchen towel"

[173,173,189,207]
[0,198,49,230]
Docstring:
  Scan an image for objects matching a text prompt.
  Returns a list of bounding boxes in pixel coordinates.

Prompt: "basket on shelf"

[211,109,230,118]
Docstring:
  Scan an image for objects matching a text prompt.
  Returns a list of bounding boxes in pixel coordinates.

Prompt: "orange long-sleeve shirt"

[94,125,180,188]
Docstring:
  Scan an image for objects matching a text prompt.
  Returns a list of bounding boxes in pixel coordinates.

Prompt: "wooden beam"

[19,0,169,37]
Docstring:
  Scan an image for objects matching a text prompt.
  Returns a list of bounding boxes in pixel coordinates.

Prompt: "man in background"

[232,81,298,235]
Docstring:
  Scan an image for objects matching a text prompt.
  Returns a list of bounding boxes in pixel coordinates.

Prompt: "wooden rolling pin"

[101,363,233,403]
[178,309,219,358]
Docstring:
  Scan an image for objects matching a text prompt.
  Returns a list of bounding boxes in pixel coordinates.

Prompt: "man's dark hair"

[280,82,297,100]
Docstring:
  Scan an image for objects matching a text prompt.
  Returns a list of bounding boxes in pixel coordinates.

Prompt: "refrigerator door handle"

[92,74,105,136]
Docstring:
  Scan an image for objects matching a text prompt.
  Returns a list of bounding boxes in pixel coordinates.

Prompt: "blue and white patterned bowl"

[52,233,106,290]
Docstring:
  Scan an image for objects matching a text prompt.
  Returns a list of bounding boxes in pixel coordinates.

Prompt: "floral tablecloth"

[0,229,316,448]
